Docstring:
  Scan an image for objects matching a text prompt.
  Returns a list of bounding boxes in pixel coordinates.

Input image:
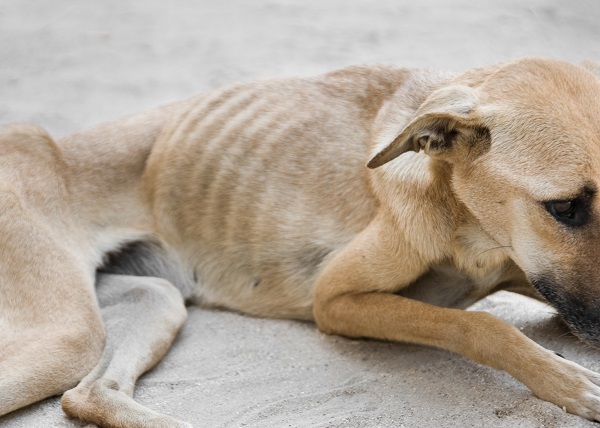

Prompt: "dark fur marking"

[530,276,568,308]
[99,239,196,300]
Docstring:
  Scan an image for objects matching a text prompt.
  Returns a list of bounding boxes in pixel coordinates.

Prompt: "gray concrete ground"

[1,1,600,427]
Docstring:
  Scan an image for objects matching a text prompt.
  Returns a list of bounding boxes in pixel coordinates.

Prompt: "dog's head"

[369,58,600,346]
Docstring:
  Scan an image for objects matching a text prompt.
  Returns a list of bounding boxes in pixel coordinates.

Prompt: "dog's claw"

[563,371,600,421]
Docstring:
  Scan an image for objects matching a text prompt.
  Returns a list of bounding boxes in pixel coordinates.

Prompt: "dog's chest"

[398,262,509,309]
[398,224,513,308]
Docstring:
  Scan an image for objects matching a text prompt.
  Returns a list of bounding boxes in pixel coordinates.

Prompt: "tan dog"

[1,57,600,427]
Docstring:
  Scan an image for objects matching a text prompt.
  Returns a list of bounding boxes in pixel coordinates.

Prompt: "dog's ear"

[367,85,484,169]
[580,59,600,79]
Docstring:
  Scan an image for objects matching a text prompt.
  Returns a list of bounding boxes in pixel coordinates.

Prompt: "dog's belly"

[190,250,329,320]
[144,76,389,320]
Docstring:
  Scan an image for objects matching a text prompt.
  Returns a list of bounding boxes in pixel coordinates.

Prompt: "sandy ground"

[1,1,600,427]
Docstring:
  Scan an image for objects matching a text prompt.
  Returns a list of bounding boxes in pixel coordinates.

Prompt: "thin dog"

[1,57,600,427]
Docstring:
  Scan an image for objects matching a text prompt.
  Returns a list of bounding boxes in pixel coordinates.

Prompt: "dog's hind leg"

[61,273,190,428]
[0,195,105,416]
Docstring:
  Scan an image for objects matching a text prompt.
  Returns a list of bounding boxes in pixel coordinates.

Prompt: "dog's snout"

[531,275,600,347]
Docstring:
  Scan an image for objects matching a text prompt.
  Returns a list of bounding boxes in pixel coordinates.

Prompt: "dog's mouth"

[530,276,600,348]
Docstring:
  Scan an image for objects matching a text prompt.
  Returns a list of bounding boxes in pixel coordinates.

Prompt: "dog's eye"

[551,201,574,216]
[544,198,587,227]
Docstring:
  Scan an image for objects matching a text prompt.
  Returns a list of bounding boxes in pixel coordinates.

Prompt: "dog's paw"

[562,367,600,421]
[62,379,193,428]
[530,354,600,421]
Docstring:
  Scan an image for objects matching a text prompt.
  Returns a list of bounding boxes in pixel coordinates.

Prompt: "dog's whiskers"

[476,245,513,259]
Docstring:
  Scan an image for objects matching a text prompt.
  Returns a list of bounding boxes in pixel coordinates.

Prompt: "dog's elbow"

[313,292,363,338]
[313,296,336,335]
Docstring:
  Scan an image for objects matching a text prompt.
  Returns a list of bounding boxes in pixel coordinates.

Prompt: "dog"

[1,57,600,427]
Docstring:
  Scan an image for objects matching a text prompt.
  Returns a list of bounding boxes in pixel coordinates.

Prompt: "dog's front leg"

[61,274,190,428]
[313,220,600,421]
